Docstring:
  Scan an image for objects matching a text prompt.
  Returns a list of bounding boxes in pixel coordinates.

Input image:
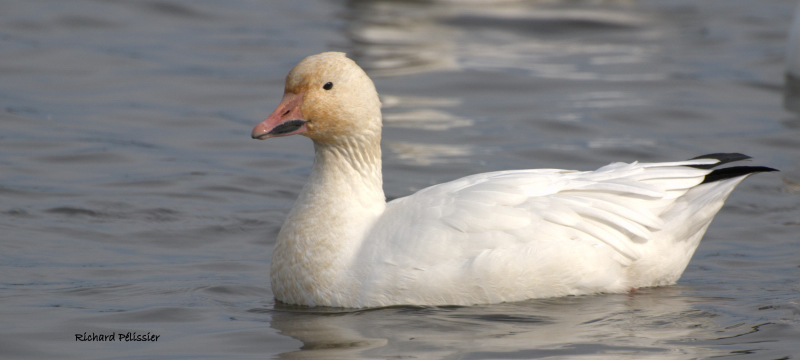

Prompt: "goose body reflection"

[252,52,775,308]
[268,288,724,359]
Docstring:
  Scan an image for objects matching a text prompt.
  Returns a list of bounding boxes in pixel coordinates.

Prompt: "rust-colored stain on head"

[280,52,382,145]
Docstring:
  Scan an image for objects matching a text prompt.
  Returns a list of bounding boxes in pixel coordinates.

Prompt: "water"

[1,0,799,358]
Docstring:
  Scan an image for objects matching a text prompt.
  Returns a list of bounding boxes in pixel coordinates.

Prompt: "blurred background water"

[1,0,799,359]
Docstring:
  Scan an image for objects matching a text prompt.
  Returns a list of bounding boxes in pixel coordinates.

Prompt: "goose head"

[251,52,382,145]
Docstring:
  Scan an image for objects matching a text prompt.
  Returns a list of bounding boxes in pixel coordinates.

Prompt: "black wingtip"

[684,153,778,184]
[687,153,752,169]
[700,166,778,184]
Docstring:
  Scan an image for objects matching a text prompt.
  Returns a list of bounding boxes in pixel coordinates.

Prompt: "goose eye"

[323,82,333,90]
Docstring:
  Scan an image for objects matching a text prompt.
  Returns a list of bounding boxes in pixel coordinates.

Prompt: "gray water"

[1,0,799,359]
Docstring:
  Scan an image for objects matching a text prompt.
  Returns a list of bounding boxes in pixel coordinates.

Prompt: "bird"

[251,52,776,308]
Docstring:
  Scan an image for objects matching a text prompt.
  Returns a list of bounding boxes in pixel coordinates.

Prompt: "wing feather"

[552,192,664,230]
[549,194,652,240]
[397,160,713,265]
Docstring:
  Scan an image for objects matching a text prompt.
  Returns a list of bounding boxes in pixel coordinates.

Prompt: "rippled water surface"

[2,0,800,359]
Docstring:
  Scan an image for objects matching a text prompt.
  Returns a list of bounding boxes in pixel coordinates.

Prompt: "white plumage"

[251,52,774,308]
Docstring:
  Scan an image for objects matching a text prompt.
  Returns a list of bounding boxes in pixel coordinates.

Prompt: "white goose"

[252,52,776,308]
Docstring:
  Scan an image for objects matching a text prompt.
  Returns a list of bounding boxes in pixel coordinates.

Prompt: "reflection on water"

[345,0,663,81]
[381,94,472,130]
[384,109,474,130]
[568,91,651,109]
[380,89,476,163]
[345,0,459,77]
[347,0,673,167]
[268,288,727,359]
[381,94,462,108]
[385,141,478,165]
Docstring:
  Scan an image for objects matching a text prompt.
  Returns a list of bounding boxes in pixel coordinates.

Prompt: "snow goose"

[252,52,776,308]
